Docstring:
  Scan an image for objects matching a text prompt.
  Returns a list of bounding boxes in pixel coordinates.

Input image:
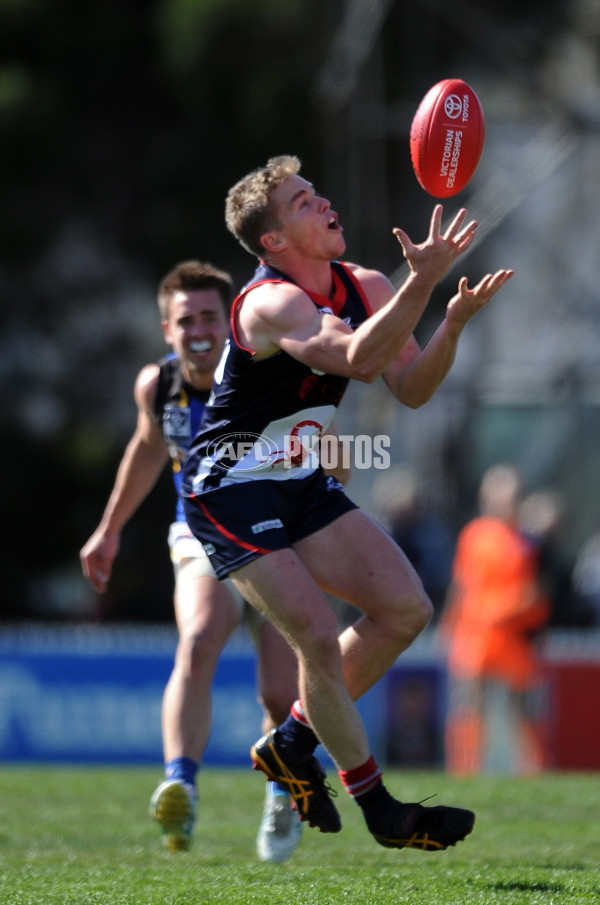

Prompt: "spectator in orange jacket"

[439,464,550,774]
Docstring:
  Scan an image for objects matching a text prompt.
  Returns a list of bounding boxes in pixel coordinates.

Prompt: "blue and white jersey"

[181,260,371,497]
[153,353,210,521]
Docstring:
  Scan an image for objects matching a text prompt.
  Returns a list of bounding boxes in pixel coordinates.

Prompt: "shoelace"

[306,760,338,799]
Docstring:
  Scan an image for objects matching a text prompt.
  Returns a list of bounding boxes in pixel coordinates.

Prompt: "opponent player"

[80,260,346,861]
[181,156,514,851]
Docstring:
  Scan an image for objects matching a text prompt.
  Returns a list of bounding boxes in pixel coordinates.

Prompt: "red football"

[409,78,485,197]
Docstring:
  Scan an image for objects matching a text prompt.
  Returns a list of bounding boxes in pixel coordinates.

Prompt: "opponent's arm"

[79,364,170,593]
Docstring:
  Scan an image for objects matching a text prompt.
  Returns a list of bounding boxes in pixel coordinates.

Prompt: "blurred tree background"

[1,0,598,624]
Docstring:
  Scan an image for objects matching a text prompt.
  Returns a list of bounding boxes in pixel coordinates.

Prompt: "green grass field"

[0,766,597,904]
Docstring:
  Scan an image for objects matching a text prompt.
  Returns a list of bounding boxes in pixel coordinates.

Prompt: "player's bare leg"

[163,570,241,764]
[234,550,373,771]
[237,512,475,849]
[151,568,240,852]
[295,508,433,700]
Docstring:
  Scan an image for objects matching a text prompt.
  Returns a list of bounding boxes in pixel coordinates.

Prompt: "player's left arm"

[377,269,514,408]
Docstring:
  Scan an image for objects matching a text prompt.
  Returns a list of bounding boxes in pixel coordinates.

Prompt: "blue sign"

[0,625,389,766]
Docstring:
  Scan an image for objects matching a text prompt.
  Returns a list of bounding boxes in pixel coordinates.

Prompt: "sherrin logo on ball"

[409,78,485,198]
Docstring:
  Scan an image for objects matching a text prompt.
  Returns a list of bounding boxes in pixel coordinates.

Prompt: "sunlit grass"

[0,766,598,904]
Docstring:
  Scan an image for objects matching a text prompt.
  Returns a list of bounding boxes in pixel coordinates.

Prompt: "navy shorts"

[182,469,357,579]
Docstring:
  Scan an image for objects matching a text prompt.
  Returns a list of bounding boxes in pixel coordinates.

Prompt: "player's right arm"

[79,364,170,593]
[237,206,479,383]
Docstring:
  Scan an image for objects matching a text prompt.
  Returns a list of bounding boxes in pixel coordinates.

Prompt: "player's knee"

[294,612,341,669]
[389,586,433,644]
[175,628,221,677]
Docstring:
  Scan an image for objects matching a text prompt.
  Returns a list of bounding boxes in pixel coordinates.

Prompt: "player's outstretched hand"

[446,269,515,325]
[392,204,478,283]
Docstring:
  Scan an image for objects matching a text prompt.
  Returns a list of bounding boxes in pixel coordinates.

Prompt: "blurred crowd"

[372,463,600,632]
[373,461,600,775]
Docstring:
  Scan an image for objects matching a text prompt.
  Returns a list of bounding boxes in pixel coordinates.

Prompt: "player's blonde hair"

[225,155,301,258]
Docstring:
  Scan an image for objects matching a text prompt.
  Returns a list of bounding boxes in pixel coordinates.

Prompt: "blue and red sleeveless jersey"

[182,260,372,495]
[153,353,210,520]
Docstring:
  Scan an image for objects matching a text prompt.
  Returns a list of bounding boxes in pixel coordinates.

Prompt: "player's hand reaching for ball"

[392,204,478,285]
[446,269,514,326]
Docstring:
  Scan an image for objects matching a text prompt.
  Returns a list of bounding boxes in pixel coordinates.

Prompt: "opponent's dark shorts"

[182,469,357,579]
